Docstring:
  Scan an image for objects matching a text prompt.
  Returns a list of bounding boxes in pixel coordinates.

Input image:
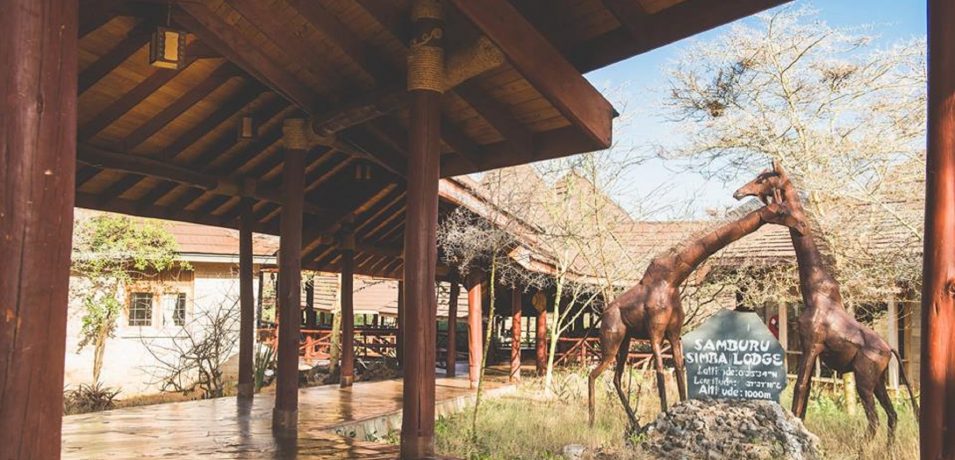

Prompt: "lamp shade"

[150,26,186,69]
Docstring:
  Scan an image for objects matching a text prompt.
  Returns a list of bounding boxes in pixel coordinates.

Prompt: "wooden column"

[447,279,460,377]
[400,1,443,457]
[467,276,483,388]
[237,200,255,398]
[778,302,788,373]
[536,311,548,376]
[340,231,356,387]
[510,287,522,383]
[397,280,404,367]
[272,119,307,435]
[0,1,77,458]
[924,1,955,457]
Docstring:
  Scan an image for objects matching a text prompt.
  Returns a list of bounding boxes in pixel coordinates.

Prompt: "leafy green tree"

[72,214,186,383]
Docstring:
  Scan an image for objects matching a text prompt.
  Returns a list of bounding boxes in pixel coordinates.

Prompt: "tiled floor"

[61,377,480,459]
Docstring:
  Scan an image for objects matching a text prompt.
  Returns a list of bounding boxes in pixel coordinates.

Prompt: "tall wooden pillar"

[397,280,404,367]
[447,279,460,377]
[510,287,522,383]
[237,200,255,398]
[536,310,548,376]
[272,119,307,435]
[340,231,356,387]
[400,1,444,456]
[0,1,77,458]
[467,276,483,388]
[924,1,955,457]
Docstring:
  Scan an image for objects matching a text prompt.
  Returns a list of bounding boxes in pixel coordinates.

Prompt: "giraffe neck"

[665,207,770,285]
[780,182,837,302]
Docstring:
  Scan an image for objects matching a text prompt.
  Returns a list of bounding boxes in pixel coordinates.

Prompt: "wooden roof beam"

[440,126,594,177]
[131,102,293,209]
[120,63,240,150]
[455,81,533,156]
[224,0,347,91]
[571,0,792,72]
[80,0,123,38]
[77,144,333,215]
[450,0,614,149]
[285,0,395,83]
[78,22,151,93]
[600,0,650,40]
[77,41,210,142]
[174,3,318,112]
[84,84,268,197]
[77,193,403,269]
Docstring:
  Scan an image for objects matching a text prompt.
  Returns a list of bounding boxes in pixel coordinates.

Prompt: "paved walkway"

[62,377,488,459]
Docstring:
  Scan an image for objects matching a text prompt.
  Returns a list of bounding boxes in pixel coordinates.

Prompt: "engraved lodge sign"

[682,309,788,402]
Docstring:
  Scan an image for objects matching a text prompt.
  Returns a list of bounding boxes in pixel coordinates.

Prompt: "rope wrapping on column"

[282,118,309,150]
[444,36,504,90]
[408,0,445,93]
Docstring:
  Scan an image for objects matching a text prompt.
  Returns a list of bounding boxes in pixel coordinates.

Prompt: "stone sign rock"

[682,309,787,402]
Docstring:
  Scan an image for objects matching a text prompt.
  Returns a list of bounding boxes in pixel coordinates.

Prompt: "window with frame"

[162,292,187,327]
[129,292,153,326]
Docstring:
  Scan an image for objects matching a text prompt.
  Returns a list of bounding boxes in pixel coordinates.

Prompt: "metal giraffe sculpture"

[588,198,807,429]
[733,160,919,441]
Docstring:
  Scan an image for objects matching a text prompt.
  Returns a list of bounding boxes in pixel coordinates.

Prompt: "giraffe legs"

[650,336,669,412]
[667,331,688,402]
[792,344,823,419]
[589,325,624,427]
[611,335,639,429]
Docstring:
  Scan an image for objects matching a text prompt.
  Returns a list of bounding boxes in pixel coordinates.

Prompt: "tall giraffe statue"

[588,198,807,429]
[733,160,918,441]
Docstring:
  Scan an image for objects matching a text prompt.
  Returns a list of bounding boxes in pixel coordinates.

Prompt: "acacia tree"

[661,5,925,409]
[71,214,185,383]
[142,297,239,398]
[437,175,543,436]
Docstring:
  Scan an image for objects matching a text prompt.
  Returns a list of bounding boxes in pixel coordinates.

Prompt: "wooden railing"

[257,327,397,362]
[553,336,672,368]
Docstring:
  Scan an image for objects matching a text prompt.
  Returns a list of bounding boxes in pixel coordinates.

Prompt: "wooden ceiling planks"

[72,0,788,278]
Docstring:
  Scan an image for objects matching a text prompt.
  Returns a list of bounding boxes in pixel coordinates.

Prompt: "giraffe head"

[732,159,791,204]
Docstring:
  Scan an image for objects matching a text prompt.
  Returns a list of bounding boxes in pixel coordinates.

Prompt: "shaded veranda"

[2,0,954,459]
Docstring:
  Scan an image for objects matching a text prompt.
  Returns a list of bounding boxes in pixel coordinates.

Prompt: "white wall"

[63,262,257,397]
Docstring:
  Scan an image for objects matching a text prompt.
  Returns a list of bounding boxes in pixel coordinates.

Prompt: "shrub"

[64,383,121,415]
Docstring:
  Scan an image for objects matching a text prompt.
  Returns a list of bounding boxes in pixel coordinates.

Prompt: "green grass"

[425,368,919,460]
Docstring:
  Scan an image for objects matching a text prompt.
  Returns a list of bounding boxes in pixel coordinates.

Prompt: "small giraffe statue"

[733,160,918,442]
[588,198,807,429]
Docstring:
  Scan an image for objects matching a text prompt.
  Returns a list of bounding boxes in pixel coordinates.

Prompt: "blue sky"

[582,0,926,219]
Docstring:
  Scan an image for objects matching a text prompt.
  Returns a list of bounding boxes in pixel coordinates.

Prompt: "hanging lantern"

[149,25,187,69]
[354,163,372,181]
[238,115,256,140]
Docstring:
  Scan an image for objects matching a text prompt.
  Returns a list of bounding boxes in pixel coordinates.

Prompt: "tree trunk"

[93,330,107,383]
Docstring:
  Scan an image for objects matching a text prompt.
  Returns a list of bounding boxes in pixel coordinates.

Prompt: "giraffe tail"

[891,348,919,421]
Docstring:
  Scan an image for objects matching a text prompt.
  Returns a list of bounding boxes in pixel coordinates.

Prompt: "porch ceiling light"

[149,26,187,69]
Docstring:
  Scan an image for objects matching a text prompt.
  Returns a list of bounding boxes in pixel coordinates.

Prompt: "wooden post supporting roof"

[923,1,955,457]
[400,1,443,456]
[447,279,460,377]
[0,1,77,458]
[536,305,548,377]
[340,231,356,388]
[237,200,255,398]
[397,280,404,368]
[272,120,307,435]
[467,276,483,389]
[510,287,522,383]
